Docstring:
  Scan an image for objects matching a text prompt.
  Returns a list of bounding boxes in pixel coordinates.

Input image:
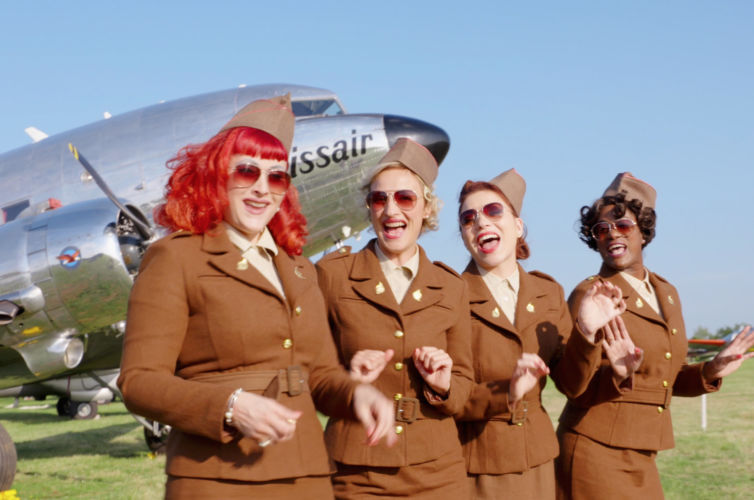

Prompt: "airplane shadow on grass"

[14,422,149,460]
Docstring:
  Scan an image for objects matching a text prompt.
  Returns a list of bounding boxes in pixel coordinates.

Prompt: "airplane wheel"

[56,397,72,417]
[72,401,98,420]
[144,424,170,455]
[0,423,17,490]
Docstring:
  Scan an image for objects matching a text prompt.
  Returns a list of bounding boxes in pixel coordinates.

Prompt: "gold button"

[662,380,668,387]
[671,328,678,335]
[657,407,664,414]
[282,338,293,349]
[394,330,404,338]
[665,352,671,360]
[395,425,404,434]
[394,362,404,371]
[294,306,302,316]
[394,393,403,401]
[516,422,523,427]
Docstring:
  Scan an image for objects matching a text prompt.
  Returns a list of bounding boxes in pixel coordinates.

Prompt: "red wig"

[155,127,308,256]
[458,180,530,260]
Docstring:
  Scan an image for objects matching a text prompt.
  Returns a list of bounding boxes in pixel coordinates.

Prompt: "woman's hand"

[603,316,643,385]
[412,346,452,396]
[577,281,627,343]
[229,391,302,447]
[508,353,550,407]
[703,325,754,382]
[350,349,394,383]
[352,383,398,447]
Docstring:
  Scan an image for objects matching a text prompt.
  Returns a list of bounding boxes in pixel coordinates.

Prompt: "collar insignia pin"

[526,303,535,313]
[636,297,644,308]
[294,266,305,279]
[412,289,422,302]
[667,295,674,305]
[375,282,385,295]
[492,307,500,318]
[236,258,249,271]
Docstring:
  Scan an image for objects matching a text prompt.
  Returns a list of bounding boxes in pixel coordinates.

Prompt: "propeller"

[67,143,154,241]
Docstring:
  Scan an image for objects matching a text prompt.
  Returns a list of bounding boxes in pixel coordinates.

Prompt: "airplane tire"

[0,423,17,490]
[72,401,98,420]
[56,397,72,417]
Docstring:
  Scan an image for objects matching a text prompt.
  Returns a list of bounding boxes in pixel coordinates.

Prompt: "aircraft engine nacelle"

[0,198,148,378]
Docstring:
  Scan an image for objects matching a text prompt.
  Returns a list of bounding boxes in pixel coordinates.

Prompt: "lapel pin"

[236,258,249,271]
[375,282,385,295]
[667,295,674,305]
[412,289,423,302]
[526,303,535,313]
[492,307,500,318]
[294,266,305,279]
[636,297,644,308]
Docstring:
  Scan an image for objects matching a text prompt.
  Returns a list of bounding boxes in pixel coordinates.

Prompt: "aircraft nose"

[384,115,450,166]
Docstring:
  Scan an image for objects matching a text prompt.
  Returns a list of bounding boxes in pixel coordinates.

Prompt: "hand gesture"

[230,391,302,447]
[508,353,550,406]
[352,383,398,447]
[412,346,452,396]
[578,281,627,343]
[350,349,394,383]
[703,325,754,382]
[603,316,643,384]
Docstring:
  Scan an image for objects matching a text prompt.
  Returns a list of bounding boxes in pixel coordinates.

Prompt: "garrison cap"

[603,172,656,209]
[489,168,526,215]
[373,137,438,186]
[218,94,295,153]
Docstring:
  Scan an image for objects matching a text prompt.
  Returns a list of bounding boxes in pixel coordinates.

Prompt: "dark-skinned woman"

[556,172,754,499]
[455,169,628,499]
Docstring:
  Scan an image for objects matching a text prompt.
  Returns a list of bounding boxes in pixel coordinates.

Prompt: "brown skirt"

[165,474,334,499]
[468,460,555,500]
[332,448,469,499]
[555,429,663,500]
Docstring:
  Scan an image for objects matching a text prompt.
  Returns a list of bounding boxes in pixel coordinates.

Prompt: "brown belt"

[190,365,309,399]
[615,385,673,408]
[393,396,444,423]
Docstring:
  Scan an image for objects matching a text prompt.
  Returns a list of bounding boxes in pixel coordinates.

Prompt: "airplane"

[0,83,450,489]
[686,327,753,362]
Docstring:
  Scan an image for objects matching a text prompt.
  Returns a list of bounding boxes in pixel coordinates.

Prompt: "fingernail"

[736,354,744,359]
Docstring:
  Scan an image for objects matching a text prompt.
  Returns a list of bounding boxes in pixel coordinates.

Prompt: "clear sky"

[1,1,751,335]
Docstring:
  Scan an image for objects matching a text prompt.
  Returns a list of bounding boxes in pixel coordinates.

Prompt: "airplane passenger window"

[1,200,30,223]
[291,99,344,117]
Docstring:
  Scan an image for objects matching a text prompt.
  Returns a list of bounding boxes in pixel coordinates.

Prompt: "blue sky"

[1,1,752,335]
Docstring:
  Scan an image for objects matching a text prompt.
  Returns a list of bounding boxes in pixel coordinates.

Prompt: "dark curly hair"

[578,192,656,251]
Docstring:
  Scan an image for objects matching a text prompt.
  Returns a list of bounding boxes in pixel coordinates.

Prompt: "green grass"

[1,361,752,499]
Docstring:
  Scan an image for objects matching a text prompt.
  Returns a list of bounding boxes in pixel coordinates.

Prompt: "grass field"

[1,362,752,499]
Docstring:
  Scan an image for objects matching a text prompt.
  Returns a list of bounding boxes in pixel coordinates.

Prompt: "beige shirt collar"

[478,262,520,323]
[620,269,662,316]
[225,224,279,257]
[375,243,420,303]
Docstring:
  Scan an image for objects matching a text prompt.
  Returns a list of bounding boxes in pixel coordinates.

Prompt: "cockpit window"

[291,99,344,117]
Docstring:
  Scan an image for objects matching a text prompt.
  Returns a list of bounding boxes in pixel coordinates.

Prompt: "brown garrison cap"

[373,137,438,186]
[218,94,295,153]
[489,168,526,215]
[603,172,656,209]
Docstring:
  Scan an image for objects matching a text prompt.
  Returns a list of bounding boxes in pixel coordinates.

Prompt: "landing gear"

[56,397,98,420]
[0,423,17,491]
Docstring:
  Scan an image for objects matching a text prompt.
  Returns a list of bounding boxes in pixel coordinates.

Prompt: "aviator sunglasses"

[366,190,418,211]
[460,202,505,227]
[230,163,291,194]
[590,218,637,240]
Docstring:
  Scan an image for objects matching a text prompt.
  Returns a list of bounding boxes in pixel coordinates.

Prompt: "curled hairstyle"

[458,181,530,260]
[578,192,656,251]
[155,127,308,256]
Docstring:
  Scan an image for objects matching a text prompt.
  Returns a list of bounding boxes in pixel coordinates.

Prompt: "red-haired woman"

[455,170,628,499]
[118,95,395,499]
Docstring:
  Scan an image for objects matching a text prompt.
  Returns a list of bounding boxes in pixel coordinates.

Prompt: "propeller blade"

[67,143,154,240]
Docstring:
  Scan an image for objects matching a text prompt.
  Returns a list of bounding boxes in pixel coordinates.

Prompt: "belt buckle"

[395,396,419,423]
[286,365,304,396]
[510,401,528,426]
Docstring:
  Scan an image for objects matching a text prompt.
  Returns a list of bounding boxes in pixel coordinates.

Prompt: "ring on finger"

[258,439,272,448]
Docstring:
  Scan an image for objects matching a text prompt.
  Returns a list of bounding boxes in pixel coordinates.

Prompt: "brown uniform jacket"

[457,262,601,474]
[118,227,357,482]
[315,241,473,467]
[559,268,720,451]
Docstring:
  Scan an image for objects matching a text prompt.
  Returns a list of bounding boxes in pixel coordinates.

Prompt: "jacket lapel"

[349,242,402,318]
[650,273,681,328]
[463,261,519,339]
[400,246,444,316]
[601,269,664,326]
[202,226,285,303]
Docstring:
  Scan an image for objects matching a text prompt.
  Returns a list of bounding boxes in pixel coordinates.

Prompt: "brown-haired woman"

[455,169,629,499]
[556,172,754,499]
[316,138,473,499]
[118,95,395,499]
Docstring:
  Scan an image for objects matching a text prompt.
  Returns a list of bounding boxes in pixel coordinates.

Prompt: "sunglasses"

[230,164,291,194]
[366,190,418,211]
[590,218,637,240]
[459,202,505,227]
